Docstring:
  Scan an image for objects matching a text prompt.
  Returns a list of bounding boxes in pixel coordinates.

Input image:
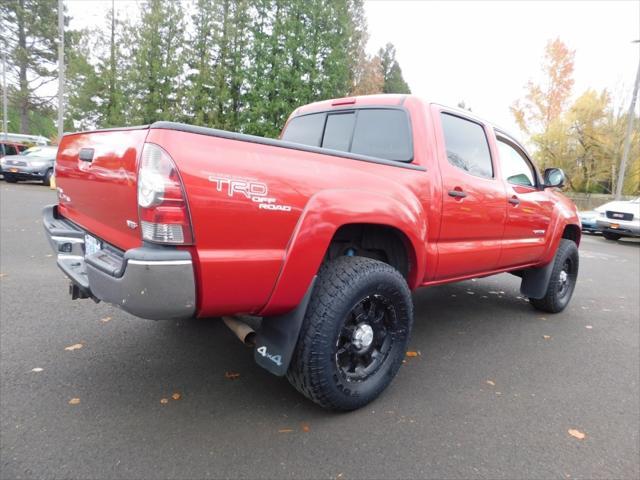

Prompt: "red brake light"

[331,97,356,106]
[137,143,194,245]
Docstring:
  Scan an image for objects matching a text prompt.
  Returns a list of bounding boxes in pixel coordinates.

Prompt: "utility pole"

[2,49,7,140]
[615,40,640,200]
[57,0,65,141]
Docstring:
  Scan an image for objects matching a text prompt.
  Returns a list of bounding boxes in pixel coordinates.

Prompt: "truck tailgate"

[55,128,149,250]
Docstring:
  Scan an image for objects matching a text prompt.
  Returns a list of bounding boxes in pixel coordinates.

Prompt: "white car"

[594,197,640,240]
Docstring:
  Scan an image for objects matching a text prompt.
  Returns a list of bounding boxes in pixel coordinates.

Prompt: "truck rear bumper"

[43,205,196,320]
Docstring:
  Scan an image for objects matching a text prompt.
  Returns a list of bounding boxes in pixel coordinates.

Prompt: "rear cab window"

[282,108,413,162]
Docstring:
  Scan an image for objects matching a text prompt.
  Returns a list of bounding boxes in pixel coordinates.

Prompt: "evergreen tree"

[1,0,62,133]
[378,43,411,94]
[127,0,185,124]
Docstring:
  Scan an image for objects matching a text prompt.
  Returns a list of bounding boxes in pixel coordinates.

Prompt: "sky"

[364,0,640,140]
[66,0,640,141]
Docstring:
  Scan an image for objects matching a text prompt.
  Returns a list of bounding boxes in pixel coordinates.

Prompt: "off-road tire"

[529,239,579,313]
[602,232,621,241]
[287,256,413,411]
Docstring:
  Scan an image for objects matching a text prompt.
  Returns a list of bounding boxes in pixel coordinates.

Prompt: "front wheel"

[529,239,579,313]
[602,232,621,241]
[287,256,413,411]
[3,175,17,183]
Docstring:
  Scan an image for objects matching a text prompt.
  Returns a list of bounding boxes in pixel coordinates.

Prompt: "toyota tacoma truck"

[43,94,580,410]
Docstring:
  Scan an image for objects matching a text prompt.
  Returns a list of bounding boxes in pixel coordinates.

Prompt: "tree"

[511,38,575,172]
[457,101,472,111]
[1,0,63,134]
[511,38,575,135]
[346,0,368,93]
[126,0,185,124]
[378,43,410,94]
[567,89,610,192]
[243,0,358,137]
[350,55,384,95]
[513,38,639,195]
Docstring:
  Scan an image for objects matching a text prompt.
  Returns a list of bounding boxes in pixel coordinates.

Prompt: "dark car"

[1,146,57,186]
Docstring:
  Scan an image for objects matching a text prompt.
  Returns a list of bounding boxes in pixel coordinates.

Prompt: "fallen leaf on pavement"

[160,398,169,404]
[0,273,7,278]
[585,325,593,329]
[172,392,181,400]
[406,351,419,357]
[568,429,586,440]
[278,428,293,433]
[31,367,43,372]
[301,423,310,432]
[225,371,240,380]
[486,380,496,386]
[68,398,80,405]
[64,343,83,351]
[100,316,111,323]
[543,335,551,340]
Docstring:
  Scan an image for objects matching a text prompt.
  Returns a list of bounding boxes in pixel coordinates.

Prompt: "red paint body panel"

[53,95,580,319]
[55,128,148,251]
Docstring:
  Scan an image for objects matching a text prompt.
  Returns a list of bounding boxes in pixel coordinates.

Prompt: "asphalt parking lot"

[1,182,639,480]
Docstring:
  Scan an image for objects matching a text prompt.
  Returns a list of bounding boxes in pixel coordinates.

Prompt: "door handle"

[448,190,467,198]
[508,196,520,206]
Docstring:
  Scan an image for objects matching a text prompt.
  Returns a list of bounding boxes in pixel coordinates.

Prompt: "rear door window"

[440,113,493,179]
[281,113,325,147]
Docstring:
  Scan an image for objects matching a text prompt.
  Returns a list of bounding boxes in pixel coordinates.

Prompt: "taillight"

[137,143,194,245]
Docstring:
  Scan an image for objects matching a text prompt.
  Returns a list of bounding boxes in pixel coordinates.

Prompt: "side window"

[322,112,356,151]
[440,113,493,179]
[5,144,17,156]
[497,140,536,187]
[351,109,412,162]
[281,113,326,147]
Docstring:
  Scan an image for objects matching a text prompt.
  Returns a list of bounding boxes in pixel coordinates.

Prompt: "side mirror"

[543,168,565,188]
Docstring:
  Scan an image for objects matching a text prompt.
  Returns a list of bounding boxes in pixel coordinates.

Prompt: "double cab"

[44,94,580,410]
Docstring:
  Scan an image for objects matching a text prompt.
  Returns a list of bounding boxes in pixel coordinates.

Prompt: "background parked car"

[0,141,28,179]
[579,209,601,233]
[594,197,640,240]
[0,146,57,186]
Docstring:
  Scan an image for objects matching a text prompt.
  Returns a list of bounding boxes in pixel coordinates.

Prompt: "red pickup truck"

[44,94,580,410]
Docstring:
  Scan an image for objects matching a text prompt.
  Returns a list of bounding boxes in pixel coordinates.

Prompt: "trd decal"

[208,175,292,212]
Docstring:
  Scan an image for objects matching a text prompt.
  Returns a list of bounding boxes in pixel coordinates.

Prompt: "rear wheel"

[287,256,413,411]
[43,168,53,186]
[603,232,621,241]
[4,175,17,183]
[529,239,579,313]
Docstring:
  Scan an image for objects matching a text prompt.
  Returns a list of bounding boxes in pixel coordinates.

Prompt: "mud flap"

[520,259,555,299]
[254,277,317,376]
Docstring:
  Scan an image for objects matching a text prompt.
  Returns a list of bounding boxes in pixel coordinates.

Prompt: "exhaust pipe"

[222,316,256,346]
